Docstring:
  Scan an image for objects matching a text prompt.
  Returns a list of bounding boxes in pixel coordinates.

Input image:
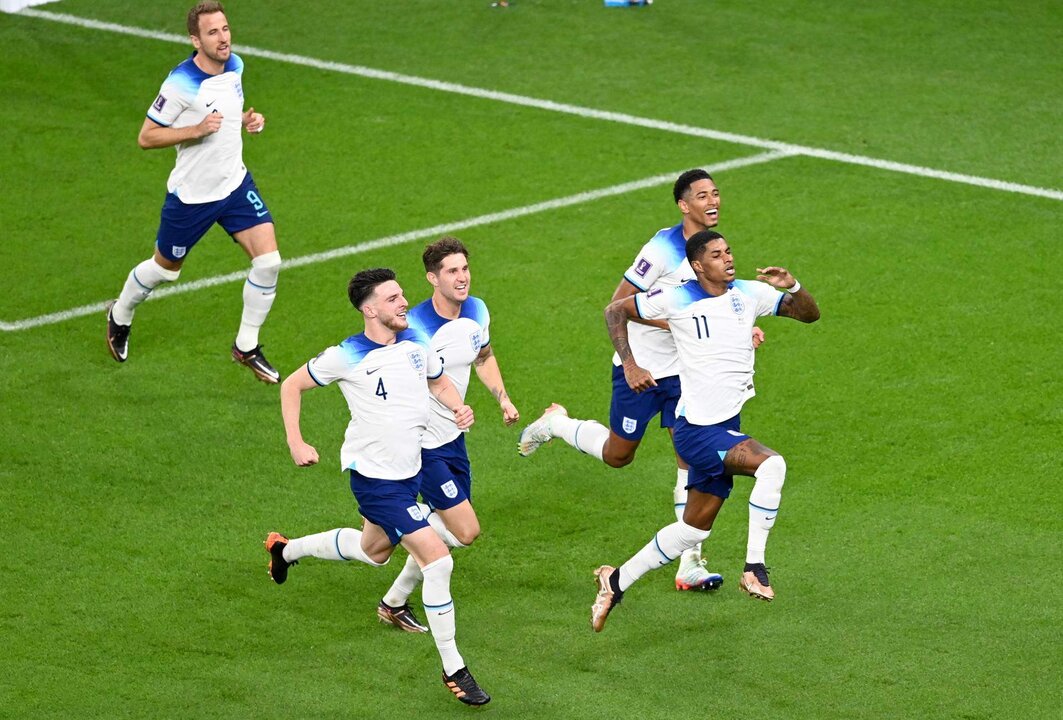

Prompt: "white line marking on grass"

[0,151,794,332]
[21,8,1063,202]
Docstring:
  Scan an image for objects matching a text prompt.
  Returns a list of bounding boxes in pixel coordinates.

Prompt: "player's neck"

[698,277,729,297]
[681,217,709,239]
[431,292,462,320]
[364,322,398,346]
[192,51,225,76]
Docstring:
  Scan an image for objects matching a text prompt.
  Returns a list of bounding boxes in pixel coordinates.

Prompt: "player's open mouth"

[707,209,718,218]
[455,284,467,291]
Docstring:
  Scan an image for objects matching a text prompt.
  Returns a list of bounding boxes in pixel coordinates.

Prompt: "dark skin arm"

[757,266,820,323]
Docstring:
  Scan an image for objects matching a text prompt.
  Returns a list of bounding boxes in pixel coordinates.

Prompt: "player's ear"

[690,259,703,275]
[426,271,439,288]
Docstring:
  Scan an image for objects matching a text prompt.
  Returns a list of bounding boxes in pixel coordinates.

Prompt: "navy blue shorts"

[420,434,472,511]
[349,470,430,546]
[672,414,750,499]
[155,171,273,261]
[609,364,681,440]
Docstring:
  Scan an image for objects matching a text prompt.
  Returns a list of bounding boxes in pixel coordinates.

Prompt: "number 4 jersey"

[307,329,442,478]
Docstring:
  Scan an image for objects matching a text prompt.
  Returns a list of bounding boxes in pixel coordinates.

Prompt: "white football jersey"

[614,222,695,379]
[146,52,248,204]
[306,329,443,478]
[635,279,784,425]
[407,296,491,449]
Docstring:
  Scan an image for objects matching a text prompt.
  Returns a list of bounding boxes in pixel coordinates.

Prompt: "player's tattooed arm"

[605,297,657,393]
[474,343,520,425]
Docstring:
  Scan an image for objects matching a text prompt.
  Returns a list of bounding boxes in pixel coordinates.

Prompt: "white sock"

[283,528,387,566]
[421,555,465,676]
[235,250,281,352]
[674,469,703,564]
[550,415,608,461]
[383,554,423,607]
[112,258,181,325]
[747,455,786,564]
[618,521,710,592]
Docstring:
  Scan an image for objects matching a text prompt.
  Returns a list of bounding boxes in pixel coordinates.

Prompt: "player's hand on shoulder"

[500,399,520,426]
[453,404,475,430]
[622,362,657,394]
[289,440,319,467]
[243,107,265,133]
[755,266,796,291]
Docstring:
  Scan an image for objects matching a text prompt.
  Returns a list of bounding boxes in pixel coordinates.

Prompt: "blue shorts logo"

[172,245,187,259]
[406,505,425,521]
[441,480,458,499]
[623,417,637,434]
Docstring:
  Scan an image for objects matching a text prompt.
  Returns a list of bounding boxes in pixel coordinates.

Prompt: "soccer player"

[105,2,282,384]
[518,169,762,591]
[377,237,520,634]
[589,230,820,632]
[264,268,491,706]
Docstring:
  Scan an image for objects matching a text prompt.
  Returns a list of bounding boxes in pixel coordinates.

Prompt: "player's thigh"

[400,526,450,568]
[666,427,689,470]
[723,438,778,477]
[608,364,662,443]
[420,439,473,511]
[221,173,277,258]
[155,192,223,264]
[359,520,396,563]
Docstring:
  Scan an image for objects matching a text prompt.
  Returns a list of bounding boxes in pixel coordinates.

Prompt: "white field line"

[0,151,795,332]
[21,8,1063,203]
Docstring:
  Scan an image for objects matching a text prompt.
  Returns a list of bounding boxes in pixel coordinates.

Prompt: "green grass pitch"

[1,1,1060,718]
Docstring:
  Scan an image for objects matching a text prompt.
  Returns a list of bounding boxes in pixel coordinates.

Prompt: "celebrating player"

[105,2,282,383]
[519,169,762,591]
[590,230,820,632]
[265,268,491,706]
[377,237,519,633]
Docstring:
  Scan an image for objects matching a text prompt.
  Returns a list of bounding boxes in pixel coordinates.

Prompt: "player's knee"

[147,258,181,284]
[250,250,281,287]
[365,547,392,566]
[602,445,636,468]
[756,454,787,488]
[452,524,480,547]
[678,521,712,545]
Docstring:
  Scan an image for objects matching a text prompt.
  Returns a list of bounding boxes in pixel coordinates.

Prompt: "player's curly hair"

[422,236,469,274]
[187,2,226,37]
[673,168,715,204]
[685,230,726,264]
[348,268,397,312]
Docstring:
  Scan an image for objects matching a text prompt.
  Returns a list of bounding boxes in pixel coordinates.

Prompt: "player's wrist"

[787,279,802,294]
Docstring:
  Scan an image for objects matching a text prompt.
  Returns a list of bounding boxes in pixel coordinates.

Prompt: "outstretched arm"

[604,295,657,393]
[757,266,820,323]
[280,365,321,466]
[428,374,475,430]
[473,344,519,426]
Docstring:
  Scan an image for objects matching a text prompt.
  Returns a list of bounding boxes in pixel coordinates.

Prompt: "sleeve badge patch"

[152,94,167,112]
[634,258,652,277]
